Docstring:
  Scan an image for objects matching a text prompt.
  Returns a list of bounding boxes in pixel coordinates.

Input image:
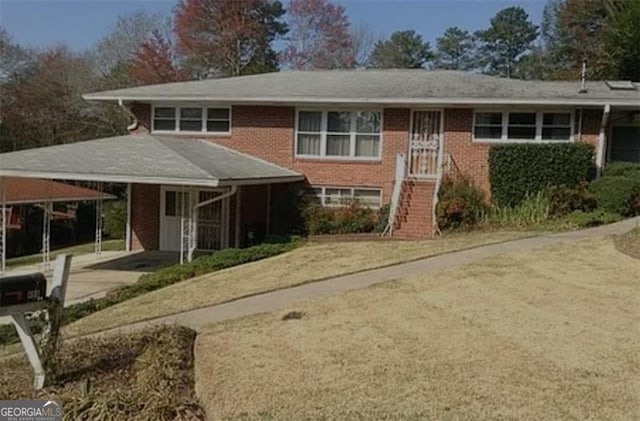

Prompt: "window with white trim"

[153,106,231,134]
[473,110,573,142]
[306,186,382,208]
[296,110,381,158]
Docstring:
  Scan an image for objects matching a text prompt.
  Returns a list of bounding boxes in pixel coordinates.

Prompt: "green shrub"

[547,183,597,217]
[374,204,390,233]
[0,241,298,346]
[589,175,640,216]
[303,201,381,235]
[103,200,126,239]
[605,162,640,179]
[489,143,594,207]
[559,209,622,228]
[485,191,551,228]
[436,176,488,230]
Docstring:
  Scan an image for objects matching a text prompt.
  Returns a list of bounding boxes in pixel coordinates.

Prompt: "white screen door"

[160,188,191,251]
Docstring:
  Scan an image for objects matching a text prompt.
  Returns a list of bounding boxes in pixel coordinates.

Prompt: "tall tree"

[175,0,287,78]
[433,27,476,70]
[368,30,432,69]
[130,30,184,85]
[0,27,32,81]
[603,0,640,81]
[350,23,377,68]
[281,0,355,69]
[475,6,538,78]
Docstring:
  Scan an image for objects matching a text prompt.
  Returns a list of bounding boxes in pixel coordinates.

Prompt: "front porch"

[0,134,304,270]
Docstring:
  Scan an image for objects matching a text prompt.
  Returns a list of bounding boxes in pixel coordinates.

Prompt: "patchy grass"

[0,326,204,420]
[615,227,640,259]
[196,237,640,420]
[6,239,124,269]
[65,231,529,336]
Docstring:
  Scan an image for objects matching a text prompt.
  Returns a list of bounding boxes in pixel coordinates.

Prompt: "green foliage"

[475,6,539,78]
[436,177,488,230]
[605,162,640,179]
[374,204,391,233]
[558,209,622,228]
[303,201,384,235]
[433,26,476,70]
[605,0,640,81]
[589,175,640,216]
[103,200,126,239]
[484,191,551,228]
[368,30,433,69]
[489,143,594,207]
[0,242,298,346]
[547,183,596,217]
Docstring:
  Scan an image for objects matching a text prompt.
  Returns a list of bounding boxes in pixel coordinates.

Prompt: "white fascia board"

[0,170,220,187]
[5,195,116,205]
[218,175,305,186]
[82,95,640,108]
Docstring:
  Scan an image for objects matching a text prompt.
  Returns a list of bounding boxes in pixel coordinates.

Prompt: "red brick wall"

[579,109,602,148]
[130,183,160,251]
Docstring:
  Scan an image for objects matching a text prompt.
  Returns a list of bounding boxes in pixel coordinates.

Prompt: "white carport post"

[179,186,196,265]
[41,202,52,273]
[0,176,6,274]
[596,104,611,178]
[94,182,103,258]
[125,183,132,252]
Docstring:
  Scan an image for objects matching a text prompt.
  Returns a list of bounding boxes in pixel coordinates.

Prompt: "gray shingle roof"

[0,134,302,186]
[83,70,640,106]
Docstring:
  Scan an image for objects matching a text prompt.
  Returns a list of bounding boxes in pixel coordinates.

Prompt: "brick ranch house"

[0,70,638,262]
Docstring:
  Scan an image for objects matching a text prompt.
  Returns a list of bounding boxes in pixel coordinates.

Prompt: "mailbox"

[0,273,47,307]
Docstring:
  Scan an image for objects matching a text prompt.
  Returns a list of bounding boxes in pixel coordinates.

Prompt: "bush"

[605,162,640,179]
[0,241,299,346]
[484,191,551,228]
[489,143,594,207]
[436,176,488,230]
[103,200,126,239]
[589,175,640,216]
[303,201,381,235]
[559,209,622,228]
[547,183,597,217]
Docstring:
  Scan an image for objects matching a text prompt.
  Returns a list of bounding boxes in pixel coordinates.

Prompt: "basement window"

[307,186,382,208]
[152,105,231,134]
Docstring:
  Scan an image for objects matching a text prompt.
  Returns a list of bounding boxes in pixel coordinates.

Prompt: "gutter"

[118,99,139,131]
[595,104,611,178]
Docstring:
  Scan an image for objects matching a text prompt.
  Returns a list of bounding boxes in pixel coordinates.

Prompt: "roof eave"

[82,94,640,108]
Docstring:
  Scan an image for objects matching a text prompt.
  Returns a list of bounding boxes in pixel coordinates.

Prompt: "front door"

[409,110,443,176]
[160,187,192,251]
[609,125,640,163]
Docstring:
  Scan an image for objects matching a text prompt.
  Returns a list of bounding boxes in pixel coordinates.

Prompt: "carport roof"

[0,134,303,187]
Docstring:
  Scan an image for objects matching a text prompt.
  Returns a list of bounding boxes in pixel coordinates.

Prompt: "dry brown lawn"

[65,231,527,336]
[196,236,640,420]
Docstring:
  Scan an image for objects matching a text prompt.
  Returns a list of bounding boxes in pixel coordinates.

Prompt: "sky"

[0,0,547,52]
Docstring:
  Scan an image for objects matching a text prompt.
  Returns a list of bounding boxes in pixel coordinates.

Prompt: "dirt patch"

[615,227,640,259]
[196,237,640,420]
[0,326,204,420]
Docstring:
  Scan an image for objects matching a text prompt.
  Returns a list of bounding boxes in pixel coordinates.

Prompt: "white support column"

[0,176,6,275]
[42,202,52,273]
[596,104,611,178]
[94,182,103,258]
[125,183,132,252]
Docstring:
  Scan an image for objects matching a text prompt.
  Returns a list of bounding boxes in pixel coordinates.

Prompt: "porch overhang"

[0,134,304,187]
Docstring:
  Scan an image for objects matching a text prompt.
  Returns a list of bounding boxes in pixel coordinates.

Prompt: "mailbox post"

[0,254,72,389]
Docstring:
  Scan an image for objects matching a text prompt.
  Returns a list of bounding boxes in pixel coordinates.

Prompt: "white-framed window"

[152,105,231,134]
[296,109,382,159]
[306,186,382,208]
[473,110,574,143]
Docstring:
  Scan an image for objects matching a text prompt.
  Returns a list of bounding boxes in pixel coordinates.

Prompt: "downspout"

[595,104,611,178]
[118,99,139,132]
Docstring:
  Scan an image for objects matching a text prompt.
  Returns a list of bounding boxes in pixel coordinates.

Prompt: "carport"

[0,134,303,272]
[0,177,114,274]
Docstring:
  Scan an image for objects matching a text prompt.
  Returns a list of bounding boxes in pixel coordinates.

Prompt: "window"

[306,186,382,208]
[153,106,231,134]
[474,112,502,139]
[164,191,190,217]
[296,110,382,159]
[473,110,573,142]
[508,112,536,140]
[542,112,571,140]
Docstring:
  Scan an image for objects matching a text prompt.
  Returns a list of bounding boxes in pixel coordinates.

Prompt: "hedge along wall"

[489,143,595,207]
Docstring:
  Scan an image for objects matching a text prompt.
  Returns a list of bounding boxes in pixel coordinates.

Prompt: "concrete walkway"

[103,217,638,336]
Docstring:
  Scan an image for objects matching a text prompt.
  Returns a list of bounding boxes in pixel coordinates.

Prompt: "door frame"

[159,186,231,252]
[408,108,445,178]
[607,122,640,164]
